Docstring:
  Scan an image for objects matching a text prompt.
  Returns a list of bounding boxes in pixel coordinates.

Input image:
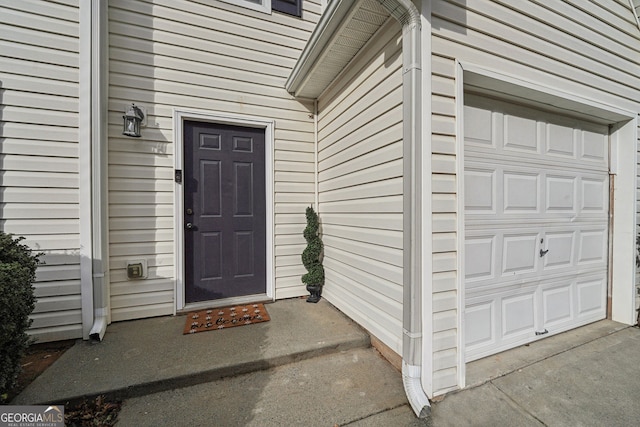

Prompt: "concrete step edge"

[31,335,371,407]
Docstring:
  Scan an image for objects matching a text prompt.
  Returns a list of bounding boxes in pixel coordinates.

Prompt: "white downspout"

[79,0,94,341]
[80,0,110,342]
[375,0,430,418]
[89,0,110,341]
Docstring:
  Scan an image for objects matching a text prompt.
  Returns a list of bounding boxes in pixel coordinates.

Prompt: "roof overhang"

[285,0,390,99]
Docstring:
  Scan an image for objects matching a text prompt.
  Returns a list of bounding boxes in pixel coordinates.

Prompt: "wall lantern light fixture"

[123,103,145,138]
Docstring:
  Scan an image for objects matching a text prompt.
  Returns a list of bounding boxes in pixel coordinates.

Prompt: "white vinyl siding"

[0,0,81,342]
[430,0,640,395]
[107,0,320,321]
[317,20,404,353]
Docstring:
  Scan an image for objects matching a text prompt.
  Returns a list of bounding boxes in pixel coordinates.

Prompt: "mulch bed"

[8,340,122,426]
[65,395,122,427]
[6,340,75,402]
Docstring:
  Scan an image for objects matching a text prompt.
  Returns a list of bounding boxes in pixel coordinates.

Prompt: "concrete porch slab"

[13,298,370,405]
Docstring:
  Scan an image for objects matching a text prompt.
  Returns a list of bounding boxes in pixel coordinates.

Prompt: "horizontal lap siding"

[0,0,82,342]
[107,0,319,320]
[318,20,404,353]
[431,0,640,395]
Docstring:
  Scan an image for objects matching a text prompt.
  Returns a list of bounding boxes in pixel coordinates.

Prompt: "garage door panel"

[546,175,576,211]
[464,302,495,349]
[580,129,608,163]
[466,226,605,288]
[464,168,496,212]
[465,236,495,281]
[502,233,539,275]
[464,103,493,145]
[466,164,607,219]
[577,230,607,264]
[581,178,607,211]
[502,292,536,337]
[464,94,608,362]
[504,114,539,153]
[546,123,576,158]
[543,231,574,269]
[577,279,606,316]
[542,284,573,326]
[503,172,539,212]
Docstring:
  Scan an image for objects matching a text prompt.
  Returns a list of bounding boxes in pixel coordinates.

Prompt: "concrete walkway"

[13,297,640,426]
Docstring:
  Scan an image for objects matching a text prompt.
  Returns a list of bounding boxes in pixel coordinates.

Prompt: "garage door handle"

[540,249,549,257]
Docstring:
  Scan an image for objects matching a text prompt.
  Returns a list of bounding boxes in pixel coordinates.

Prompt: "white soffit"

[286,0,390,99]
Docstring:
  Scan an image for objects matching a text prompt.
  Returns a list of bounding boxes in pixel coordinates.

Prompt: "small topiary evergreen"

[0,232,39,403]
[301,206,324,303]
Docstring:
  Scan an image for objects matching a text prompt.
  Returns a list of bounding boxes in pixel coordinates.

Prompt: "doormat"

[183,303,270,334]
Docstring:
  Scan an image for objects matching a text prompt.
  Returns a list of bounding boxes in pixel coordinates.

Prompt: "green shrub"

[301,206,324,286]
[0,232,39,402]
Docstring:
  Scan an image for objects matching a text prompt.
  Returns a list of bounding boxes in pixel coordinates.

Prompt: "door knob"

[186,222,193,229]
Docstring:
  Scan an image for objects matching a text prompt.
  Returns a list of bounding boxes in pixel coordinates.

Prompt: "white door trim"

[173,109,275,312]
[456,61,638,387]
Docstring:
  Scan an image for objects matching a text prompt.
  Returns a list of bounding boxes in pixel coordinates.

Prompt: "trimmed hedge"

[301,206,324,287]
[0,232,39,403]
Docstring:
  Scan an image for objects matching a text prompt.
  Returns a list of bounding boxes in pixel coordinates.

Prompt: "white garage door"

[463,94,609,362]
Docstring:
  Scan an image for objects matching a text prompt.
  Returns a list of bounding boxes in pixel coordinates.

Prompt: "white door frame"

[173,109,275,312]
[455,61,638,388]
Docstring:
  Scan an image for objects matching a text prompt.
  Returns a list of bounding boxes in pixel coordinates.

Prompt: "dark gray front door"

[184,121,266,303]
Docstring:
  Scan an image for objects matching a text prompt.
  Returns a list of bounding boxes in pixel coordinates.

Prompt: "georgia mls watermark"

[0,406,64,427]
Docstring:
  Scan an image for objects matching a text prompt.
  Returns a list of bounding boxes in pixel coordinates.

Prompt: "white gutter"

[374,0,430,418]
[80,0,110,342]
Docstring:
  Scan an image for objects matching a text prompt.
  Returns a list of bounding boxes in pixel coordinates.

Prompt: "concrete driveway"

[430,322,640,427]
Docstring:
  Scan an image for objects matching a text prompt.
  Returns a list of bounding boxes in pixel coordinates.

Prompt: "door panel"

[463,95,608,361]
[184,121,266,303]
